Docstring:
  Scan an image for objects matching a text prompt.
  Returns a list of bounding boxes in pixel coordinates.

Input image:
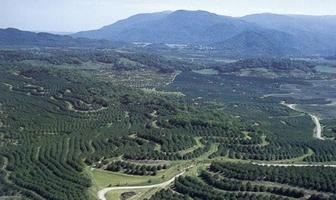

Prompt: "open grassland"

[88,161,188,189]
[106,188,152,200]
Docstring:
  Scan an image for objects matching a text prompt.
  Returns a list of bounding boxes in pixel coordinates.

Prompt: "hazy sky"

[1,0,336,33]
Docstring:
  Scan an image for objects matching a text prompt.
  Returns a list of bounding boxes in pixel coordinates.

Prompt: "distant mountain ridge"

[2,10,336,57]
[73,10,336,56]
[212,29,302,57]
[0,28,121,48]
[241,13,336,54]
[73,10,258,43]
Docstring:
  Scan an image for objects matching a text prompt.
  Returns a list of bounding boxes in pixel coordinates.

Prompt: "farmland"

[0,49,336,200]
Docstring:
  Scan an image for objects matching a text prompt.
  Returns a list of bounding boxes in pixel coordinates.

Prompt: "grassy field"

[87,140,220,199]
[197,143,219,161]
[86,160,190,188]
[177,137,203,155]
[86,160,193,200]
[105,188,154,200]
[93,146,329,200]
[105,187,165,200]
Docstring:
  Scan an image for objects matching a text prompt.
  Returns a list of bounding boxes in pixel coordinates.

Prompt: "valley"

[0,49,335,200]
[0,5,336,200]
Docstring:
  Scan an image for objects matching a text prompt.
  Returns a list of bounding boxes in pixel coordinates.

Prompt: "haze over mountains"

[0,28,124,48]
[1,10,336,56]
[72,10,336,56]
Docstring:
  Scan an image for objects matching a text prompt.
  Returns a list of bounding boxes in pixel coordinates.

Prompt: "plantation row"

[137,133,197,153]
[210,141,308,160]
[168,71,336,163]
[1,50,336,200]
[209,162,336,194]
[0,61,246,199]
[173,176,294,200]
[2,135,91,200]
[0,49,202,72]
[200,170,304,198]
[105,160,168,176]
[150,165,336,200]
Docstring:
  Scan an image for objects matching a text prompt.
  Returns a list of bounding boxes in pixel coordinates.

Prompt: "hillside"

[214,58,317,79]
[212,30,301,57]
[242,13,336,36]
[73,10,336,56]
[242,13,336,53]
[73,10,260,44]
[0,28,121,48]
[1,49,336,200]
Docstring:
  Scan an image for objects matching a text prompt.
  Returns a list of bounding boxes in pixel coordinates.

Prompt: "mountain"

[3,11,336,56]
[241,13,336,53]
[72,10,336,56]
[0,28,122,48]
[73,10,258,44]
[242,13,336,36]
[213,30,301,57]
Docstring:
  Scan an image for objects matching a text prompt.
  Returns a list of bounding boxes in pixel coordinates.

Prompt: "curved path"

[97,171,185,200]
[281,101,324,140]
[98,161,336,200]
[310,114,323,140]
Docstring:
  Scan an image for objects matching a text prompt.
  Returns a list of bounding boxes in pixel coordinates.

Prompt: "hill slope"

[73,10,259,44]
[242,13,336,53]
[213,30,301,56]
[0,28,120,48]
[73,10,336,56]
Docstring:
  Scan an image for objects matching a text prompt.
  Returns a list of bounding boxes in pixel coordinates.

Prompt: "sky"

[1,0,336,33]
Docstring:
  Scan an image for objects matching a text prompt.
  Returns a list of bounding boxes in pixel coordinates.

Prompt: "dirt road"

[97,171,185,200]
[281,101,324,140]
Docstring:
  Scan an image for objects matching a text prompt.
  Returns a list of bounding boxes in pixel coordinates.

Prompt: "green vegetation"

[106,189,150,200]
[105,160,168,176]
[89,161,187,189]
[209,162,336,193]
[0,49,336,200]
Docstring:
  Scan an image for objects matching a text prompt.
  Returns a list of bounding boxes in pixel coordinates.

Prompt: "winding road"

[281,101,324,140]
[97,171,185,200]
[310,114,324,140]
[97,100,328,200]
[97,160,336,200]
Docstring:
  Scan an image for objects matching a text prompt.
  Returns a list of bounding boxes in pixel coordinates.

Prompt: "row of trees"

[1,50,336,200]
[174,176,290,200]
[201,170,304,198]
[210,162,336,194]
[105,161,168,176]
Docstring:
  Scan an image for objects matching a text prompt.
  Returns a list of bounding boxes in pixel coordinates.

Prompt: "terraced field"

[0,49,336,200]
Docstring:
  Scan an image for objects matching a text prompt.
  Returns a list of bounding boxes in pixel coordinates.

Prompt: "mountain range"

[73,10,336,56]
[0,28,122,48]
[1,10,336,56]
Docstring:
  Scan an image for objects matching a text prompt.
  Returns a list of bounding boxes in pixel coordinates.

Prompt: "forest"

[0,49,335,200]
